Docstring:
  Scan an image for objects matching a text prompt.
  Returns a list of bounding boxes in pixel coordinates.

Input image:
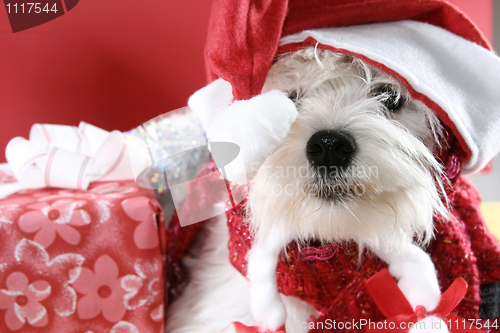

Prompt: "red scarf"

[165,163,500,332]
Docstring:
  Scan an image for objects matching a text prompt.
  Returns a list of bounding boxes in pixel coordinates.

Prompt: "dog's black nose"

[306,130,357,170]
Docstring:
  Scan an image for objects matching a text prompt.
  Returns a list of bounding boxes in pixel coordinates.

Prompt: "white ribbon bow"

[6,122,145,190]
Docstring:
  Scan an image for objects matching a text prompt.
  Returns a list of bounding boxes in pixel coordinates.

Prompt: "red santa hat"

[189,0,500,182]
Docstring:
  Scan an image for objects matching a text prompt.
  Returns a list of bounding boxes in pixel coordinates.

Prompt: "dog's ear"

[189,79,298,184]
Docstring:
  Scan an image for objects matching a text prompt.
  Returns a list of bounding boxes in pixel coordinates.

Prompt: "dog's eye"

[288,91,299,103]
[374,85,402,112]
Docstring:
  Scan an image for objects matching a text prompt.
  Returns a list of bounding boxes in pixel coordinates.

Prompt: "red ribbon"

[365,269,482,332]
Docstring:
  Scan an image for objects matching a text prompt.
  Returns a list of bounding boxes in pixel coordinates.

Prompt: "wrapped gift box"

[0,177,166,333]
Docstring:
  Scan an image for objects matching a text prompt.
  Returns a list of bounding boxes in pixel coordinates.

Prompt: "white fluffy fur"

[166,210,315,333]
[166,211,257,333]
[208,90,297,184]
[188,78,234,132]
[189,78,298,184]
[168,48,450,332]
[251,48,445,249]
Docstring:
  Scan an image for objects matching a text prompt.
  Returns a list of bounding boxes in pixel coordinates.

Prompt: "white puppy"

[167,47,449,333]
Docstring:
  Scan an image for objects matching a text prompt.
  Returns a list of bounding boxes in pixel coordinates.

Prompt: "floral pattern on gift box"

[18,199,91,248]
[32,182,138,202]
[109,321,140,333]
[10,239,84,317]
[87,182,138,198]
[122,258,162,310]
[150,303,163,323]
[30,183,138,225]
[72,254,127,322]
[0,204,22,225]
[0,272,51,331]
[121,196,159,249]
[0,180,166,332]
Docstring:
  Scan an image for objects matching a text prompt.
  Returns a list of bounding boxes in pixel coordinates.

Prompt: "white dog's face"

[249,47,447,251]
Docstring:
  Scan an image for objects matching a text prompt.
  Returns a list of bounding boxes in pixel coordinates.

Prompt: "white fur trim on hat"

[188,78,234,132]
[189,78,298,184]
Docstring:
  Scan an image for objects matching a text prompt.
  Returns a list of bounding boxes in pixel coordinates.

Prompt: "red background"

[0,0,493,162]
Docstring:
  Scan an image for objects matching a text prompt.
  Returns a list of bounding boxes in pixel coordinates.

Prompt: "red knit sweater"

[166,164,500,332]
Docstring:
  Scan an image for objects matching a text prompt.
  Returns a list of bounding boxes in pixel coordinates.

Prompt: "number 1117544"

[5,3,58,14]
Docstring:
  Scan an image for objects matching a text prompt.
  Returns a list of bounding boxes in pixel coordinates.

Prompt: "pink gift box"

[0,178,166,333]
